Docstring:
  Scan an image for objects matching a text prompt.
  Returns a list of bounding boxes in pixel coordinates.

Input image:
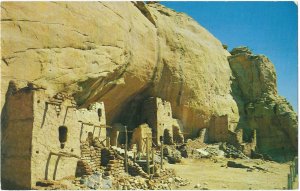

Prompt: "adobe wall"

[208,115,229,143]
[1,89,34,189]
[110,123,124,146]
[131,123,152,154]
[141,97,174,145]
[77,102,107,143]
[156,97,174,141]
[31,91,81,186]
[31,91,107,186]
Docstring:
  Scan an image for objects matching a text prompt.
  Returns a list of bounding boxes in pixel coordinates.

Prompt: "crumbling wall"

[141,97,176,145]
[240,130,257,157]
[131,123,152,154]
[1,89,34,189]
[208,115,229,143]
[110,123,124,147]
[77,102,107,143]
[172,119,184,144]
[156,98,174,143]
[228,128,257,157]
[76,139,103,177]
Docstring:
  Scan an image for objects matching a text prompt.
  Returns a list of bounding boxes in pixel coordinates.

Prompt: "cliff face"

[1,2,239,135]
[1,1,158,124]
[229,47,298,160]
[1,2,297,158]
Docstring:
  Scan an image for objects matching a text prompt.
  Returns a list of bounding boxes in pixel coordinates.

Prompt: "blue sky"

[160,1,298,112]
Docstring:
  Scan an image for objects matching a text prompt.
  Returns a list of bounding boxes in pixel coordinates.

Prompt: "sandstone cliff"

[1,2,297,159]
[229,47,298,160]
[1,2,238,134]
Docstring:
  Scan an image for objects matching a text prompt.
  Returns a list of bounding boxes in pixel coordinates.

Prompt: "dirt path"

[166,158,292,190]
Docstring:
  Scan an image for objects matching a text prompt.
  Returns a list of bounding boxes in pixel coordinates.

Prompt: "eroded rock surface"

[1,2,238,136]
[228,47,298,160]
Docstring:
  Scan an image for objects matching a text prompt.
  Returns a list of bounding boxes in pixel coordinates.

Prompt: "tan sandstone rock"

[1,2,239,136]
[228,47,297,160]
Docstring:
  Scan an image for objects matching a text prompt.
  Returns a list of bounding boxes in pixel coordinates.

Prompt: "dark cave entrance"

[109,89,152,146]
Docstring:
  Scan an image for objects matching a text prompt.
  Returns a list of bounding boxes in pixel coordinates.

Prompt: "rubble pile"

[114,175,148,190]
[220,143,249,159]
[176,144,188,158]
[73,171,113,190]
[163,145,182,163]
[185,139,250,160]
[185,138,207,156]
[203,144,224,158]
[187,143,224,159]
[112,169,190,190]
[128,161,149,178]
[150,169,190,190]
[79,172,103,189]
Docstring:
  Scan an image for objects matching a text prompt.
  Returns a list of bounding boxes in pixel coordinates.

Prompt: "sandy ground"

[37,157,298,190]
[166,157,297,190]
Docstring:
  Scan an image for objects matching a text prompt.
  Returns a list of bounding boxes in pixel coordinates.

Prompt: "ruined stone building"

[233,129,257,156]
[140,97,184,145]
[1,84,107,189]
[108,97,184,149]
[208,115,229,143]
[207,114,257,156]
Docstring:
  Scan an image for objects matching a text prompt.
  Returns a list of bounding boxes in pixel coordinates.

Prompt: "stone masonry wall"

[228,128,257,157]
[76,140,103,177]
[141,97,175,145]
[208,115,229,143]
[156,98,174,143]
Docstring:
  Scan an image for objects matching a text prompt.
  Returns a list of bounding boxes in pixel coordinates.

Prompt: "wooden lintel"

[46,101,61,106]
[78,121,94,126]
[94,125,112,128]
[50,151,80,159]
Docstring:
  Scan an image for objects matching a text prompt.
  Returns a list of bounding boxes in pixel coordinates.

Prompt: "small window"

[98,109,102,117]
[59,126,68,149]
